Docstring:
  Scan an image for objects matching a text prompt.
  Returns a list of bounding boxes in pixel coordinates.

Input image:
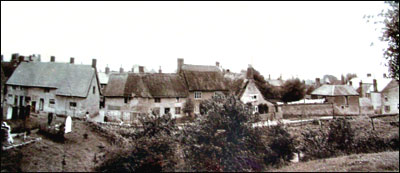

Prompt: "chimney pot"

[70,57,75,64]
[246,67,254,79]
[92,59,97,69]
[139,66,144,73]
[105,65,110,74]
[50,56,55,62]
[373,79,378,92]
[177,58,184,73]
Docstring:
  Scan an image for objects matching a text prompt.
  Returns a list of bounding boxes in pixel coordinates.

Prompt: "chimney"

[359,81,363,97]
[11,53,19,62]
[269,74,271,80]
[105,65,110,74]
[131,66,134,73]
[91,59,97,69]
[216,61,220,67]
[119,66,124,73]
[70,57,75,64]
[246,65,254,80]
[383,73,387,78]
[139,66,144,73]
[367,73,371,77]
[177,58,184,73]
[159,66,162,73]
[18,56,24,62]
[373,79,378,92]
[50,56,55,62]
[316,78,321,87]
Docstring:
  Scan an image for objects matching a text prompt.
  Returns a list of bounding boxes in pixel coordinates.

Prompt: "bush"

[96,113,179,172]
[180,94,295,171]
[300,118,399,161]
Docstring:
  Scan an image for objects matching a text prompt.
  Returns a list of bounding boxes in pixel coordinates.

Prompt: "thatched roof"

[311,85,359,96]
[104,73,188,98]
[182,70,228,91]
[6,62,97,97]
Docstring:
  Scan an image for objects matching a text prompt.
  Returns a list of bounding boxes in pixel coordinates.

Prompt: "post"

[370,117,375,131]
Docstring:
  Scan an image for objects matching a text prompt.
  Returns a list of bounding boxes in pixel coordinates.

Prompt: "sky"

[1,1,392,80]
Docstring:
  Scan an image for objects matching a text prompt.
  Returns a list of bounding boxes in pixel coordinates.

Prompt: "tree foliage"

[381,1,399,81]
[180,94,295,171]
[281,79,306,103]
[253,68,282,100]
[183,98,194,115]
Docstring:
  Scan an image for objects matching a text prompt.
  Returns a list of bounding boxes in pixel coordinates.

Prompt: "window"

[14,96,18,105]
[69,102,77,109]
[384,95,388,102]
[93,86,96,94]
[385,106,390,112]
[176,97,180,103]
[44,88,50,93]
[254,106,258,113]
[251,94,257,101]
[165,107,170,114]
[175,107,181,114]
[366,93,371,98]
[40,99,44,111]
[12,86,16,90]
[344,96,349,106]
[124,97,129,104]
[49,99,55,108]
[155,98,161,103]
[194,92,202,99]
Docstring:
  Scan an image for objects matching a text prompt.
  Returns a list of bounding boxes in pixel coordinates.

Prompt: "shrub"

[180,94,295,171]
[96,113,179,172]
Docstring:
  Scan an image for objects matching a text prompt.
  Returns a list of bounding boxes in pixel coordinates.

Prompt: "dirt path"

[272,151,399,172]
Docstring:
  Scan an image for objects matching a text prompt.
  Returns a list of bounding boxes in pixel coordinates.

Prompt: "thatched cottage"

[177,58,229,114]
[104,67,188,121]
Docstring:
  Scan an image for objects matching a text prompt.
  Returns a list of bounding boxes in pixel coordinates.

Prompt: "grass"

[271,151,399,172]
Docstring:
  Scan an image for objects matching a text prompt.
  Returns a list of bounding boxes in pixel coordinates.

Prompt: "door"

[31,101,36,112]
[39,99,44,111]
[19,96,24,107]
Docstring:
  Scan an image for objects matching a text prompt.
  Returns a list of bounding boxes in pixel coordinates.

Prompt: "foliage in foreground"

[96,113,179,172]
[181,94,295,171]
[300,118,399,161]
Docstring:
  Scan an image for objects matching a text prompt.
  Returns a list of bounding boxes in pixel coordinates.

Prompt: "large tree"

[281,78,306,103]
[381,1,399,81]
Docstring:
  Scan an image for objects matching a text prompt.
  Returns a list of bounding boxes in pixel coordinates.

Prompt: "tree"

[281,79,306,103]
[381,1,399,81]
[180,94,295,171]
[345,73,357,84]
[322,74,339,85]
[252,68,281,100]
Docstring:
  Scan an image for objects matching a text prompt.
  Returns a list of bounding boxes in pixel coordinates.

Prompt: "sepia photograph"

[1,1,399,172]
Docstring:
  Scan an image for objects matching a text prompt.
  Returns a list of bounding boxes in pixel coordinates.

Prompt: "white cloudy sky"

[1,1,391,80]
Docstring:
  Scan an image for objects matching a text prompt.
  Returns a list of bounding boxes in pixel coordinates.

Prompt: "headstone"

[65,116,72,134]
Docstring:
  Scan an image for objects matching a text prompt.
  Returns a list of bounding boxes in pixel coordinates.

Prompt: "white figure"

[2,122,13,144]
[65,116,72,134]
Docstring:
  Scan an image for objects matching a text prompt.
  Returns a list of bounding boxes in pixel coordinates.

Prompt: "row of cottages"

[237,66,282,120]
[103,58,228,121]
[348,73,399,115]
[3,57,101,119]
[104,69,188,120]
[310,85,360,116]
